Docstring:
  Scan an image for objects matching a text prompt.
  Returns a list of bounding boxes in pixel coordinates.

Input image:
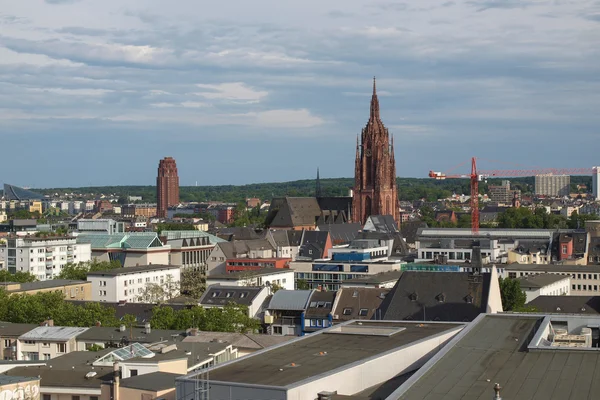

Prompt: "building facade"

[157,157,180,218]
[535,174,570,197]
[353,79,399,226]
[0,236,91,281]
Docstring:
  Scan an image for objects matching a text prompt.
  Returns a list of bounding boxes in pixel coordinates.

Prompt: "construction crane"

[429,157,596,235]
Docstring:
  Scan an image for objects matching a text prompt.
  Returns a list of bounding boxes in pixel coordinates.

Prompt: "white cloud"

[194,82,268,104]
[241,109,325,128]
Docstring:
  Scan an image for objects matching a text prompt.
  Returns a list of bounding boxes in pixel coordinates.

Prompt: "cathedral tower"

[352,78,399,226]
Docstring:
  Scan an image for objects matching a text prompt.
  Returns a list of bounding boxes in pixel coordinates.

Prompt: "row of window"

[421,251,475,260]
[509,271,599,280]
[309,319,331,327]
[573,284,599,291]
[21,342,66,352]
[42,395,95,400]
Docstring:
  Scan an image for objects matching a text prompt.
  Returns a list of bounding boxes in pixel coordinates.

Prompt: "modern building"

[77,232,170,267]
[488,180,520,205]
[199,285,269,318]
[77,218,125,235]
[264,289,314,336]
[157,157,180,218]
[0,280,91,300]
[340,270,403,288]
[2,184,44,201]
[352,78,400,226]
[162,230,222,273]
[501,263,600,296]
[535,174,570,197]
[0,236,91,280]
[176,320,465,400]
[87,264,181,303]
[518,273,571,302]
[17,325,88,360]
[388,313,600,400]
[593,166,600,199]
[206,268,295,291]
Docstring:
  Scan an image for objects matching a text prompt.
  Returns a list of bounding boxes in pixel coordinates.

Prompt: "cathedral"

[352,78,400,226]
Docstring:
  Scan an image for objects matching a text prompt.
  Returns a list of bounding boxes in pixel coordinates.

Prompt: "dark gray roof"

[505,264,600,273]
[518,273,568,289]
[266,197,322,228]
[400,221,427,245]
[394,314,600,400]
[343,270,403,285]
[87,264,179,276]
[364,215,399,233]
[332,287,390,321]
[119,371,179,391]
[378,272,490,322]
[305,291,336,319]
[207,267,290,280]
[0,279,88,293]
[526,296,600,314]
[183,332,294,351]
[76,326,186,344]
[199,286,264,307]
[318,223,362,245]
[268,290,313,311]
[0,375,39,385]
[3,184,44,200]
[204,321,461,387]
[217,239,274,259]
[0,322,38,337]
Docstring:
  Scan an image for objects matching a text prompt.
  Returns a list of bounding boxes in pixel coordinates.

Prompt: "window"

[212,291,221,298]
[57,343,66,353]
[23,340,35,345]
[343,308,352,315]
[573,285,576,290]
[90,397,98,400]
[595,285,598,291]
[42,343,50,348]
[562,245,567,255]
[226,292,234,298]
[130,369,138,377]
[310,319,316,327]
[43,395,51,400]
[72,396,80,400]
[273,326,282,335]
[359,308,369,317]
[3,340,10,347]
[317,319,323,327]
[43,353,51,360]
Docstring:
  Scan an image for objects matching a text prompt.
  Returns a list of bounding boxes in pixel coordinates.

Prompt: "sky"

[1,0,599,188]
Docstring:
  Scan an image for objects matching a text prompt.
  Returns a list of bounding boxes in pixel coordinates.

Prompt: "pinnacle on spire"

[370,77,380,120]
[373,76,377,95]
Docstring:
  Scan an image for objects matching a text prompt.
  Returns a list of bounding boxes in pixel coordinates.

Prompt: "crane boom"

[428,158,596,235]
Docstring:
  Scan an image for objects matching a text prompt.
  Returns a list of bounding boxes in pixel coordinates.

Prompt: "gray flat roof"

[518,273,569,288]
[393,314,600,400]
[1,280,88,292]
[207,267,292,280]
[87,264,179,276]
[343,270,403,284]
[505,264,600,273]
[19,326,89,341]
[203,321,462,388]
[119,371,179,391]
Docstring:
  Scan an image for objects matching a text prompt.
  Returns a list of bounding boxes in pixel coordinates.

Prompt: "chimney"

[119,325,126,332]
[471,241,483,274]
[41,319,54,327]
[493,383,502,400]
[145,323,151,334]
[113,362,120,400]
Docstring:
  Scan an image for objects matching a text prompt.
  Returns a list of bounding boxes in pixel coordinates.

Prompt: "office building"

[0,236,91,280]
[488,180,520,204]
[77,232,170,267]
[157,157,180,218]
[77,218,125,235]
[535,174,570,197]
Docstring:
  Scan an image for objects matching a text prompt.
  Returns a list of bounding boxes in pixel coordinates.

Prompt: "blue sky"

[1,0,599,188]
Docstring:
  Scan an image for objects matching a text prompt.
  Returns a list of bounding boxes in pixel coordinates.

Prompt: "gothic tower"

[352,78,399,226]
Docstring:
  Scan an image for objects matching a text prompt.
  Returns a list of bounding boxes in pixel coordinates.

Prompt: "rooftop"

[0,375,39,385]
[527,296,600,314]
[119,371,179,392]
[87,264,180,277]
[518,273,569,289]
[199,286,265,307]
[343,270,403,285]
[0,322,38,337]
[76,326,186,344]
[198,321,462,388]
[504,263,600,272]
[207,267,293,280]
[268,290,313,311]
[391,314,600,400]
[0,279,88,293]
[19,326,89,341]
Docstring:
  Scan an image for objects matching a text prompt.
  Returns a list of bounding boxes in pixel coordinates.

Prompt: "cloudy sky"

[1,0,599,188]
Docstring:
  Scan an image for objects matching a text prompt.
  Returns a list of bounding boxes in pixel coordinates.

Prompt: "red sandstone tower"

[352,78,400,226]
[156,157,180,218]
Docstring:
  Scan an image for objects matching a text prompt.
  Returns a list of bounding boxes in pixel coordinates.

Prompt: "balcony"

[45,248,54,253]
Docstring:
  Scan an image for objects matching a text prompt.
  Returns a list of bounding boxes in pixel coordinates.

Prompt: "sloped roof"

[305,291,336,318]
[332,287,389,321]
[20,326,89,341]
[77,232,164,249]
[199,286,265,307]
[400,221,427,245]
[526,296,600,314]
[162,230,225,244]
[0,322,38,337]
[217,239,274,259]
[268,290,313,311]
[3,184,44,201]
[518,273,567,289]
[318,223,362,245]
[266,197,322,228]
[378,272,490,322]
[364,215,399,233]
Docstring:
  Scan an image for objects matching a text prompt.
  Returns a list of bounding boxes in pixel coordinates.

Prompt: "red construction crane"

[428,157,596,235]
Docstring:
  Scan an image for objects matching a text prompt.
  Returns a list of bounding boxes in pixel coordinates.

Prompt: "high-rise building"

[593,167,600,200]
[352,78,399,226]
[488,180,520,205]
[534,174,570,197]
[156,157,180,218]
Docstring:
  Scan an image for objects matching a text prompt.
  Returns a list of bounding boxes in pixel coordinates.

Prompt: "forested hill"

[36,176,591,203]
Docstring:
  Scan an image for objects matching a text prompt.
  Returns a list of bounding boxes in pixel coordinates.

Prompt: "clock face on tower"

[365,148,372,157]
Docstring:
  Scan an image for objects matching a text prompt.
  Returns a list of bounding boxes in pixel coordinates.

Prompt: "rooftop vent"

[409,292,418,301]
[85,371,97,379]
[119,325,126,332]
[318,391,337,400]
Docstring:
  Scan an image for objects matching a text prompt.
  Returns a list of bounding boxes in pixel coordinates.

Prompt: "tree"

[499,278,527,311]
[57,259,121,280]
[121,314,138,340]
[296,279,309,290]
[0,270,37,283]
[270,282,283,293]
[567,211,599,229]
[137,275,179,304]
[180,269,206,299]
[150,306,178,330]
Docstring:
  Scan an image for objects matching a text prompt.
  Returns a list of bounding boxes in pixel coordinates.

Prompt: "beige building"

[501,264,600,296]
[28,201,43,215]
[0,323,38,362]
[17,324,88,361]
[0,375,40,400]
[0,280,91,301]
[101,372,177,400]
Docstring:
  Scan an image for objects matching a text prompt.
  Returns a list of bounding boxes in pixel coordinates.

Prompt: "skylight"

[94,343,154,365]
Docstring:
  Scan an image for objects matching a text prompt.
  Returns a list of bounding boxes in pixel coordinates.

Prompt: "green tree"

[180,269,206,299]
[57,259,121,280]
[137,275,179,303]
[0,270,37,283]
[567,211,599,229]
[499,278,527,311]
[150,306,178,330]
[270,282,283,293]
[296,279,309,290]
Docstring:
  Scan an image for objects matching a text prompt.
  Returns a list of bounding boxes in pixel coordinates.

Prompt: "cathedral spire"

[316,168,322,198]
[370,76,380,120]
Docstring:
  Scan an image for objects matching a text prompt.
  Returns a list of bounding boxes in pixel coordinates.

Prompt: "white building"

[535,174,570,197]
[88,264,181,303]
[593,166,600,200]
[206,268,295,291]
[518,273,571,303]
[77,219,125,235]
[0,236,91,281]
[501,263,600,296]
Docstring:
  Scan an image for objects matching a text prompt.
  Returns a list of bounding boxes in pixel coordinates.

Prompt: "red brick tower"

[156,157,179,218]
[352,78,399,226]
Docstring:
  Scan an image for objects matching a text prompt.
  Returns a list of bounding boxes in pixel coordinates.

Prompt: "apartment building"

[88,264,181,303]
[0,280,91,301]
[0,236,91,280]
[17,325,88,361]
[535,174,570,197]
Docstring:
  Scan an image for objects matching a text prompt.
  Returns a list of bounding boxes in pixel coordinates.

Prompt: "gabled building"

[17,325,89,360]
[303,290,336,333]
[0,323,38,361]
[264,290,314,336]
[331,287,389,322]
[206,239,278,275]
[377,269,503,322]
[518,273,571,302]
[199,285,269,318]
[266,197,353,231]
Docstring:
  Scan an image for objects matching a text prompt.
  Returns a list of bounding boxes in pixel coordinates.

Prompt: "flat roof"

[76,326,186,343]
[343,270,403,284]
[518,273,569,288]
[207,267,293,280]
[505,264,600,273]
[119,371,179,392]
[392,314,600,400]
[201,321,462,388]
[87,264,179,276]
[19,326,89,341]
[1,279,89,292]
